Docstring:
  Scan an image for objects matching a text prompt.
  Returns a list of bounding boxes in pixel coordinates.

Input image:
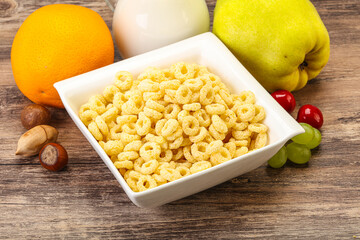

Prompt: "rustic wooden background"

[1,0,359,239]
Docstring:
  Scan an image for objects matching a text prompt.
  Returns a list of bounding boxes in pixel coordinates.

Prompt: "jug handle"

[104,0,116,12]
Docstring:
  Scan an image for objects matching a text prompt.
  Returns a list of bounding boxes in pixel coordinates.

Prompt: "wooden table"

[1,0,359,239]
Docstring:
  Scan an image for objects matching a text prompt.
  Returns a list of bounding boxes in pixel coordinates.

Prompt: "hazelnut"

[21,104,51,129]
[39,143,68,171]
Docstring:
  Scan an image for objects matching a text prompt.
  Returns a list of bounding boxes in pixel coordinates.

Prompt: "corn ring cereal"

[182,116,200,136]
[190,161,212,174]
[205,104,226,115]
[139,142,161,162]
[137,175,157,192]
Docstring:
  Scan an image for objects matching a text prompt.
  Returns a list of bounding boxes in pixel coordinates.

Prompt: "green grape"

[268,146,287,168]
[292,123,314,144]
[286,142,311,164]
[305,128,322,149]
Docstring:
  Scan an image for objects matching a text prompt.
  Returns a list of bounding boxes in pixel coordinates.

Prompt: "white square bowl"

[54,32,304,208]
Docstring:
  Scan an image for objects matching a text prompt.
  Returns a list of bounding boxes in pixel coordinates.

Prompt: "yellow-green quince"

[213,0,330,92]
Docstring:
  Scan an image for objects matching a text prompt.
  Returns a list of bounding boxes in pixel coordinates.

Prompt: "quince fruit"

[213,0,330,92]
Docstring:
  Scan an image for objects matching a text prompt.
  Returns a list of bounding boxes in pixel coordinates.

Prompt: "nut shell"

[15,125,58,157]
[21,104,51,129]
[39,143,68,171]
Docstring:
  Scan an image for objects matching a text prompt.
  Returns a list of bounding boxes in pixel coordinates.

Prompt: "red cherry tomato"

[297,104,323,129]
[271,90,296,113]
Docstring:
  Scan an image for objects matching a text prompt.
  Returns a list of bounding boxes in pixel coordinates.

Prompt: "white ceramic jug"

[109,0,210,58]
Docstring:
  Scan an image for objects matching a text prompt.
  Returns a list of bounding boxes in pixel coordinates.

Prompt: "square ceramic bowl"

[54,32,304,208]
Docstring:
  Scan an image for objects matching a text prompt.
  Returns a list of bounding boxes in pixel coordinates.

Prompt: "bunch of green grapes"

[267,123,322,168]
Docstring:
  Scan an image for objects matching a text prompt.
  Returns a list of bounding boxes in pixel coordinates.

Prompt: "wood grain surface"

[1,0,359,239]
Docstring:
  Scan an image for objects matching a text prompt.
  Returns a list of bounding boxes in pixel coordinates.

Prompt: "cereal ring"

[224,142,236,157]
[182,116,200,136]
[160,168,182,182]
[134,158,145,172]
[220,110,237,128]
[144,134,168,150]
[116,115,137,126]
[159,80,181,90]
[80,110,98,126]
[164,104,181,119]
[189,127,208,143]
[255,132,268,149]
[118,151,139,161]
[122,96,144,115]
[200,84,215,105]
[103,85,120,103]
[137,175,157,192]
[94,116,109,136]
[191,142,209,161]
[102,140,124,156]
[155,119,167,136]
[235,146,249,157]
[143,90,165,101]
[136,113,151,136]
[237,104,255,122]
[139,142,161,161]
[143,106,163,120]
[176,166,191,178]
[88,121,103,141]
[162,68,175,80]
[183,146,196,163]
[101,107,119,123]
[121,132,141,144]
[238,91,255,104]
[171,62,196,82]
[175,85,192,104]
[205,104,226,115]
[183,103,201,111]
[165,127,183,141]
[251,105,266,123]
[145,99,165,112]
[232,129,252,140]
[190,161,211,174]
[138,68,165,82]
[114,160,134,170]
[138,79,160,92]
[211,115,228,133]
[210,147,232,166]
[114,71,133,91]
[190,91,200,103]
[161,119,180,137]
[126,178,139,192]
[159,149,173,162]
[233,121,248,131]
[248,123,268,133]
[122,122,137,135]
[113,92,127,110]
[193,109,211,127]
[219,89,233,107]
[169,136,183,149]
[209,124,226,140]
[229,138,249,147]
[172,148,184,161]
[184,78,203,92]
[177,110,190,124]
[206,140,223,155]
[89,95,106,114]
[124,140,143,152]
[140,159,159,175]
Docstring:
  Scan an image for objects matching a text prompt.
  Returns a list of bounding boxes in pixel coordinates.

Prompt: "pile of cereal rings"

[79,62,268,192]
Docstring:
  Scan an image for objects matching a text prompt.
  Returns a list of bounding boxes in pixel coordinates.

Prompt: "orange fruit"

[11,4,114,108]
